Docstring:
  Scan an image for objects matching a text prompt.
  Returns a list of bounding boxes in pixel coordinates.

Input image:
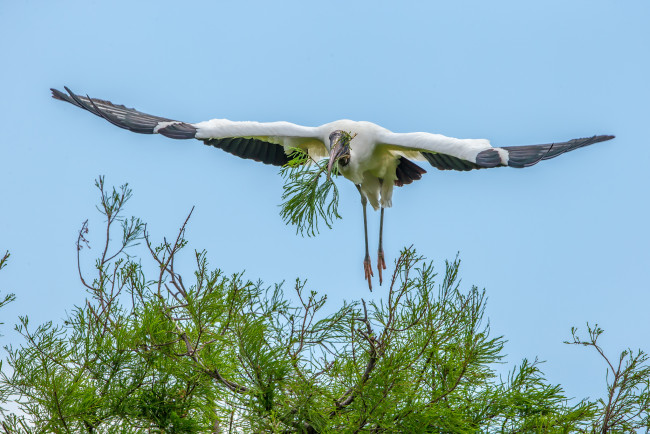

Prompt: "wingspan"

[51,87,327,166]
[377,129,614,171]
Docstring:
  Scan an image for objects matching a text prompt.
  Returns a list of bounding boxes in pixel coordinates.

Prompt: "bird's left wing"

[51,87,327,166]
[377,129,614,171]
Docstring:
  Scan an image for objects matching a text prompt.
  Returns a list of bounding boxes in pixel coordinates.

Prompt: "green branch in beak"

[327,131,353,181]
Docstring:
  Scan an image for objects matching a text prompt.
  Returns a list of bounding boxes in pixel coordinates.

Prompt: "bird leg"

[377,207,387,285]
[357,185,373,291]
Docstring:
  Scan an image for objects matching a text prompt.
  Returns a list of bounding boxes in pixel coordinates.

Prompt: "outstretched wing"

[51,87,327,166]
[377,130,614,171]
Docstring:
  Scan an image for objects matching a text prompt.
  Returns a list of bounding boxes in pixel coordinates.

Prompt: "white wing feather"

[376,130,494,163]
[194,119,328,159]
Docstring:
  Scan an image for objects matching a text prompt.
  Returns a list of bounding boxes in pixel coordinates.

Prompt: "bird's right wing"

[377,129,614,171]
[51,87,327,166]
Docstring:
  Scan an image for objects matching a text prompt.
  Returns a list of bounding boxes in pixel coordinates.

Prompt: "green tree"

[0,252,16,414]
[0,179,648,433]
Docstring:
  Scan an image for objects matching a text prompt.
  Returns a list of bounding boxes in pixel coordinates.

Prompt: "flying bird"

[51,87,614,290]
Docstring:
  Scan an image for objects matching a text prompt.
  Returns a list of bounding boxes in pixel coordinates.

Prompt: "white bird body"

[319,120,397,209]
[51,87,614,290]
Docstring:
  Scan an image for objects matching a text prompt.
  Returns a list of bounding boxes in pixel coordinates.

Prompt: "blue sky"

[1,0,649,404]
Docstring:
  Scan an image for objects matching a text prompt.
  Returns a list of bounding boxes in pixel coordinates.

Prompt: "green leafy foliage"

[0,252,15,334]
[279,149,342,237]
[566,324,650,432]
[0,179,649,433]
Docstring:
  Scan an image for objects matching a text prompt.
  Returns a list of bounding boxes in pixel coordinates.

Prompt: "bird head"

[327,130,353,180]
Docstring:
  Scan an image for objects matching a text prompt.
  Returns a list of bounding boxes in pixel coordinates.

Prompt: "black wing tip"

[570,134,615,143]
[504,134,616,168]
[50,87,66,100]
[50,86,187,136]
[559,134,615,150]
[51,87,78,104]
[51,87,85,109]
[61,86,76,99]
[594,134,615,142]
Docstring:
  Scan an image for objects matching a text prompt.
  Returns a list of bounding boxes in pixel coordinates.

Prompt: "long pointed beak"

[327,143,347,181]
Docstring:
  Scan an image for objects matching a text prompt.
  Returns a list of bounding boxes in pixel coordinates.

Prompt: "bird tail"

[394,157,427,187]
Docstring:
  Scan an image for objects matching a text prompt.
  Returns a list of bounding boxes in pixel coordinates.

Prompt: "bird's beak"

[327,142,350,181]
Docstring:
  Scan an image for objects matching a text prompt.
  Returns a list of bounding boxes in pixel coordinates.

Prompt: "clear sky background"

[1,0,648,405]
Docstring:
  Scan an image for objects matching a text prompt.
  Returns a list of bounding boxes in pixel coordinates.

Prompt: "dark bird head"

[327,130,353,180]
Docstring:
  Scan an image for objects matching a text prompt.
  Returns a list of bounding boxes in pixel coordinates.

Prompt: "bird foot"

[364,255,374,291]
[377,249,387,285]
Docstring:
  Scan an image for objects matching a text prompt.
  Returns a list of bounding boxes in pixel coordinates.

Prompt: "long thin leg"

[356,185,373,291]
[377,207,387,284]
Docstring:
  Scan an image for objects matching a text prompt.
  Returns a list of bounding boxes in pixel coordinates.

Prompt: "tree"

[0,178,648,433]
[0,252,16,418]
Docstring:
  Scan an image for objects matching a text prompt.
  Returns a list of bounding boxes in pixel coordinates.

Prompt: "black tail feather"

[395,157,427,187]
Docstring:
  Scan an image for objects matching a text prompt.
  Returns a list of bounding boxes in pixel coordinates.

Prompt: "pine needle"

[279,149,342,237]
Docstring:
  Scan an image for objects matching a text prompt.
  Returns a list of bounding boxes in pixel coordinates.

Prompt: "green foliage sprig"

[566,324,650,432]
[279,149,342,237]
[0,251,16,337]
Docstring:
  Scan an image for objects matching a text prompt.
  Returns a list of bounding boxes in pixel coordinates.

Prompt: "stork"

[51,87,614,290]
